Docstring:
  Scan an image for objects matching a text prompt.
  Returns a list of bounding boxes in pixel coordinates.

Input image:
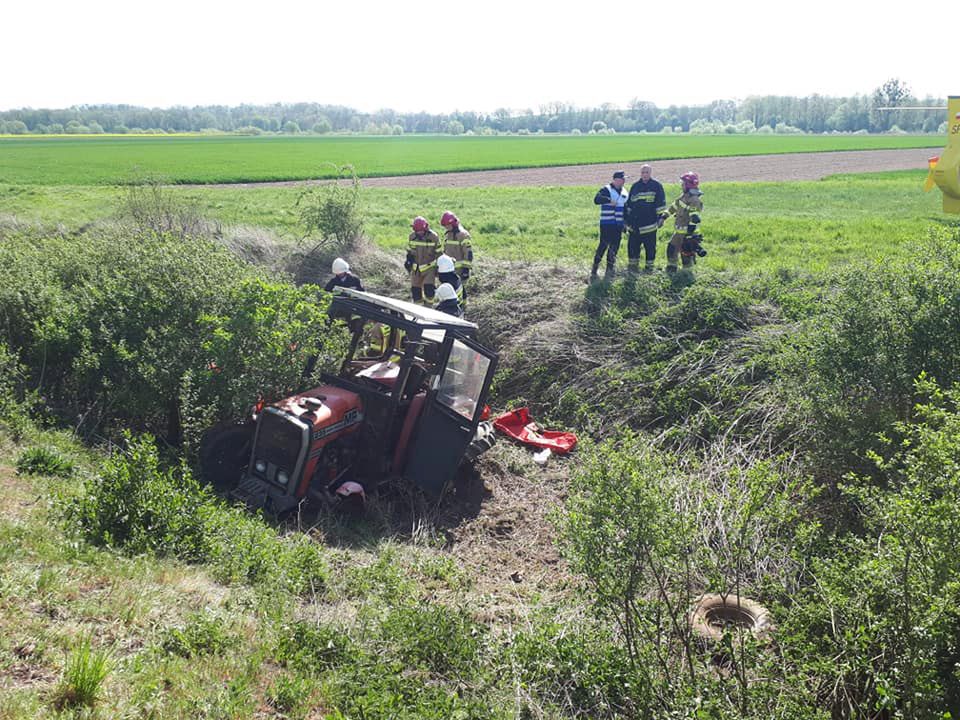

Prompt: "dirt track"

[355,148,931,188]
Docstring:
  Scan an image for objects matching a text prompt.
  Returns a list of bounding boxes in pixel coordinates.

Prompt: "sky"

[3,0,951,115]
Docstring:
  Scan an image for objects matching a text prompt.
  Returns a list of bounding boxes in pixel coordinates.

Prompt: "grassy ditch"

[4,181,960,717]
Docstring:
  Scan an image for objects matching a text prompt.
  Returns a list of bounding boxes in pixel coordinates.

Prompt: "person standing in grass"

[440,211,473,308]
[405,216,441,305]
[665,172,705,273]
[624,164,667,273]
[591,171,628,280]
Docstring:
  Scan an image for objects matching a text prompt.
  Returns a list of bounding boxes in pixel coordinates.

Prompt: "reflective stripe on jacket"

[407,230,441,270]
[667,193,703,232]
[443,227,473,270]
[595,184,627,227]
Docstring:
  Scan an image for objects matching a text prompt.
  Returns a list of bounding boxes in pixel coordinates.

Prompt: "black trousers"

[627,229,657,262]
[593,225,622,268]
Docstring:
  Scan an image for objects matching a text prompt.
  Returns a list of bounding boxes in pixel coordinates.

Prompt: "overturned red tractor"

[200,289,498,514]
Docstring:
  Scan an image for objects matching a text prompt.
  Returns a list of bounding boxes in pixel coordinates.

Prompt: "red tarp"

[492,407,578,454]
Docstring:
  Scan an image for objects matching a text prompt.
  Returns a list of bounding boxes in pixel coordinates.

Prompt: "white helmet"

[332,257,349,274]
[435,283,458,302]
[437,254,456,274]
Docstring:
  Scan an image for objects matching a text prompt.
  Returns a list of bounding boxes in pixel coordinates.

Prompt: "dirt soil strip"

[219,148,933,189]
[360,148,933,187]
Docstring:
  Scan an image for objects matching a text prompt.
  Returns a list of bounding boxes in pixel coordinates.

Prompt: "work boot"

[627,259,639,276]
[590,259,600,281]
[666,264,677,274]
[604,263,616,281]
[644,260,655,274]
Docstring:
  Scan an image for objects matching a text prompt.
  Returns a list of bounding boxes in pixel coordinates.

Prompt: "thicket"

[543,228,960,718]
[0,224,348,444]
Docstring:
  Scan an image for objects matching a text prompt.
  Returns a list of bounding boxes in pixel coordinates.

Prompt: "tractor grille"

[254,411,303,471]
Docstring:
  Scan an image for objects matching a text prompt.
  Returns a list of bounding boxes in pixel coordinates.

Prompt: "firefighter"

[439,211,473,308]
[624,164,667,274]
[591,170,628,280]
[324,257,364,292]
[665,172,705,273]
[436,253,463,305]
[405,216,442,305]
[435,283,464,318]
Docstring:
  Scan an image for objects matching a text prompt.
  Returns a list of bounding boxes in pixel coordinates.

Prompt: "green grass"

[0,133,943,185]
[2,171,950,274]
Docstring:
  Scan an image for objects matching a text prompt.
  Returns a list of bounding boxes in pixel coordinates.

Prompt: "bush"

[782,229,960,474]
[66,433,214,560]
[15,446,75,478]
[379,603,484,677]
[0,228,347,442]
[295,165,364,252]
[64,433,330,594]
[776,377,960,718]
[121,179,207,238]
[560,432,818,717]
[160,610,236,658]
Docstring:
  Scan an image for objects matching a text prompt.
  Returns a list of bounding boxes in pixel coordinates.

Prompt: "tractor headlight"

[255,459,267,474]
[277,470,290,486]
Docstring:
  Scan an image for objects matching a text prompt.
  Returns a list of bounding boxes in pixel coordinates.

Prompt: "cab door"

[402,335,498,496]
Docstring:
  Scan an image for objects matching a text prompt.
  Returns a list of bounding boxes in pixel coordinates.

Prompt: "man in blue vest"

[592,170,627,280]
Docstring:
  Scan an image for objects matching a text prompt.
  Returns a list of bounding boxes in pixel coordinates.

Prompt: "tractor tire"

[689,593,773,644]
[199,424,253,493]
[463,421,497,463]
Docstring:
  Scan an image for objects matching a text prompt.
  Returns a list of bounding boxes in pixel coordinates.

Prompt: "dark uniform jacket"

[436,298,464,318]
[324,272,364,292]
[624,179,667,234]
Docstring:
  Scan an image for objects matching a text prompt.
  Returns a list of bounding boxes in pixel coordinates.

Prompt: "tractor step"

[229,476,299,516]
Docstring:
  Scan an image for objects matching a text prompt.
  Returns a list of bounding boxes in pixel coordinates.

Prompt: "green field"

[0,170,945,274]
[0,133,943,185]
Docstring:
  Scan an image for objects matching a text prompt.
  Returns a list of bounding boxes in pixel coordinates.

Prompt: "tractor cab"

[201,289,498,514]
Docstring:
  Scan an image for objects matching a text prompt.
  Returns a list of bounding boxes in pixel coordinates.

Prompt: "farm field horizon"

[0,132,943,186]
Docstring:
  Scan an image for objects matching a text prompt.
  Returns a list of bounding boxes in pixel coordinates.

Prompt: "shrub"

[121,179,206,238]
[560,432,818,716]
[379,603,484,677]
[781,229,960,475]
[274,621,353,674]
[160,610,235,658]
[296,165,363,252]
[15,446,75,478]
[66,433,213,560]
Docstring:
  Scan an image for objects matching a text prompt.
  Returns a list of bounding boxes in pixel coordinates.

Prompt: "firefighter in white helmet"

[325,257,364,292]
[435,282,463,318]
[436,253,463,305]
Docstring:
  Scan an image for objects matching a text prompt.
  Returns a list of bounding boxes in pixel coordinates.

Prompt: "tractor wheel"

[464,421,497,463]
[199,424,252,492]
[689,593,773,644]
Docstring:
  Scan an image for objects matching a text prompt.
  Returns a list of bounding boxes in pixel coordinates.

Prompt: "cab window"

[436,340,491,420]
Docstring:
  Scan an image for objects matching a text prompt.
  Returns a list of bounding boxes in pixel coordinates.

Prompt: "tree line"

[0,79,946,136]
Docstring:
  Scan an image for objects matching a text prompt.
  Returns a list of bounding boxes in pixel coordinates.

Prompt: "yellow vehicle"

[924,96,960,214]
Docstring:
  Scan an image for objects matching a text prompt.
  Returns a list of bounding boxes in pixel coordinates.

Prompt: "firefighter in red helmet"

[405,216,442,305]
[665,172,705,273]
[440,211,474,308]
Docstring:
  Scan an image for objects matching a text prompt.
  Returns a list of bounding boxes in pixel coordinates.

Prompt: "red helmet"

[411,216,429,233]
[680,172,700,191]
[440,211,459,228]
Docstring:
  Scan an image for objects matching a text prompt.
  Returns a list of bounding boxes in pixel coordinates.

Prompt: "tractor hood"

[275,386,363,436]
